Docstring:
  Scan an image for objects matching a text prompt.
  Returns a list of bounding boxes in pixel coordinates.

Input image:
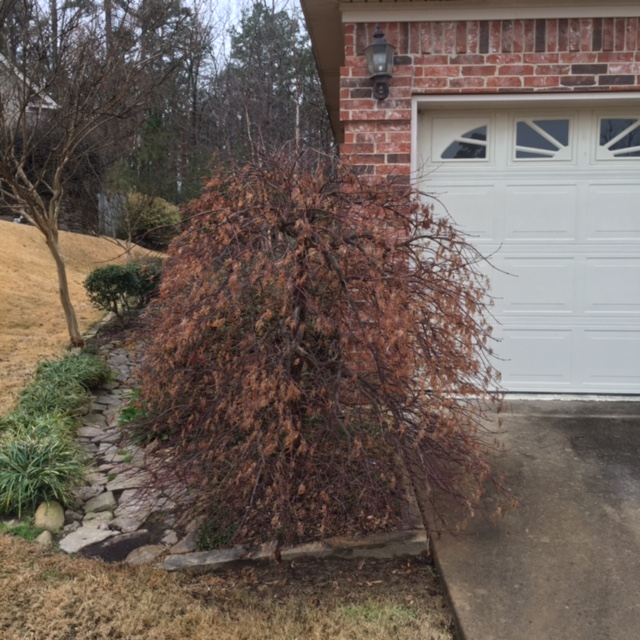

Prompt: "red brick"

[487,76,523,87]
[376,164,410,176]
[502,20,514,52]
[490,21,502,52]
[513,20,524,53]
[376,142,411,154]
[598,52,635,63]
[560,75,596,86]
[449,77,485,88]
[627,18,638,52]
[383,109,412,121]
[603,18,614,51]
[486,53,522,64]
[499,64,534,75]
[547,19,558,53]
[456,21,467,54]
[409,23,421,54]
[524,53,559,64]
[580,19,592,52]
[342,142,375,155]
[609,62,638,74]
[559,52,598,63]
[536,64,570,75]
[350,154,385,165]
[614,18,626,52]
[524,19,535,52]
[443,21,455,53]
[524,76,560,87]
[413,77,449,89]
[432,22,444,54]
[355,131,386,144]
[568,18,580,51]
[423,65,461,77]
[421,23,433,54]
[461,65,497,76]
[355,23,367,54]
[467,21,479,54]
[413,54,449,65]
[386,131,412,144]
[344,132,356,144]
[342,99,377,111]
[450,54,485,64]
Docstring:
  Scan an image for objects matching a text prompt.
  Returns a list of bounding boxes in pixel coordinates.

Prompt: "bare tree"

[0,0,184,345]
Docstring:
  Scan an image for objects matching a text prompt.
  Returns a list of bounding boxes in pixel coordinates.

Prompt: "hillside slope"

[0,221,145,414]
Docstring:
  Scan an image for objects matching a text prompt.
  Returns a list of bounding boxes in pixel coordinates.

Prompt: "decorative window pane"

[441,126,487,160]
[599,118,640,159]
[515,119,570,160]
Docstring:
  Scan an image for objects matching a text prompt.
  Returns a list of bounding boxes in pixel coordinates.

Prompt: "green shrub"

[0,431,85,516]
[0,411,77,439]
[119,192,181,250]
[84,263,162,318]
[16,353,110,418]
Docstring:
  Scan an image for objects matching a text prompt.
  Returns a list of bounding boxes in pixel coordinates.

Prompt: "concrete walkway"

[432,400,640,640]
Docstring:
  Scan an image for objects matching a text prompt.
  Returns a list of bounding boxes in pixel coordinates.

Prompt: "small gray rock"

[83,511,114,528]
[126,545,165,566]
[160,530,178,546]
[59,527,116,553]
[83,491,117,514]
[77,426,105,439]
[169,530,199,555]
[35,530,53,546]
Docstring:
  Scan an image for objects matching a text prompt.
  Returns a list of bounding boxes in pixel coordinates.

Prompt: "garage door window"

[441,125,487,160]
[515,119,570,160]
[598,118,640,159]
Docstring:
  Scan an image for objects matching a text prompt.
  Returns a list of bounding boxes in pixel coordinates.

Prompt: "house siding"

[340,17,640,182]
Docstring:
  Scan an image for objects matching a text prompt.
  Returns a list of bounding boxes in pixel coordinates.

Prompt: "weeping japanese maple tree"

[135,152,503,546]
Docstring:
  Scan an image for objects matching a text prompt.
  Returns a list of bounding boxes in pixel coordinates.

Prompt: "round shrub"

[84,262,162,318]
[120,192,181,250]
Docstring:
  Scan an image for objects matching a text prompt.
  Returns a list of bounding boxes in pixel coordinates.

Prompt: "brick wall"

[340,17,640,181]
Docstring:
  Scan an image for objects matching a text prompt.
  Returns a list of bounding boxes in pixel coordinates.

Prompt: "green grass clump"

[0,351,109,517]
[0,519,44,542]
[0,431,85,516]
[16,352,110,417]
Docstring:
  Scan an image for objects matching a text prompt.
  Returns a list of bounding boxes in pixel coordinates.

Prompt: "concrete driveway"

[431,400,640,640]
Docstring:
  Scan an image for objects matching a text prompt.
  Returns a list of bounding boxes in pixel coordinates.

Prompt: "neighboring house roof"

[0,52,58,122]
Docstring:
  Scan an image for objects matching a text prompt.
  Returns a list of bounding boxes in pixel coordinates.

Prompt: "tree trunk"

[44,230,85,347]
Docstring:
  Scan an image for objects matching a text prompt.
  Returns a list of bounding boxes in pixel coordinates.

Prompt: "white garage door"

[417,105,640,394]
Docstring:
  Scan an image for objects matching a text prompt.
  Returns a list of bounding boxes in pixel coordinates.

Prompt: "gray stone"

[161,547,249,572]
[65,510,83,523]
[160,530,178,546]
[59,526,116,553]
[83,511,114,527]
[80,443,99,454]
[75,485,103,502]
[126,545,165,566]
[91,431,121,444]
[169,530,199,555]
[85,472,108,486]
[106,469,150,492]
[81,413,107,428]
[81,530,151,562]
[110,515,147,533]
[35,531,53,546]
[62,522,81,534]
[83,491,117,514]
[77,426,105,439]
[34,501,65,533]
[91,401,109,411]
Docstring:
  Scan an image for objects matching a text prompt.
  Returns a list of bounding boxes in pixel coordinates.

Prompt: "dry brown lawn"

[0,535,454,640]
[0,220,148,415]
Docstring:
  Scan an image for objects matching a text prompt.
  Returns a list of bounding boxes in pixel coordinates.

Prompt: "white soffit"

[340,1,640,22]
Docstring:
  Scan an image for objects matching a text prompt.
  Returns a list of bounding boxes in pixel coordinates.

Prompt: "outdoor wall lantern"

[364,25,395,100]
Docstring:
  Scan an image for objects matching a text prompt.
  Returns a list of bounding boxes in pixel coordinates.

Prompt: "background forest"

[0,0,332,209]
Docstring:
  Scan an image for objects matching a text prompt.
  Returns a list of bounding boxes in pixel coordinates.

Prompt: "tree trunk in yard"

[44,230,85,347]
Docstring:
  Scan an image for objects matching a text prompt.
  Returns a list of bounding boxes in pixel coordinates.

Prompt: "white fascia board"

[341,2,640,23]
[409,91,640,179]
